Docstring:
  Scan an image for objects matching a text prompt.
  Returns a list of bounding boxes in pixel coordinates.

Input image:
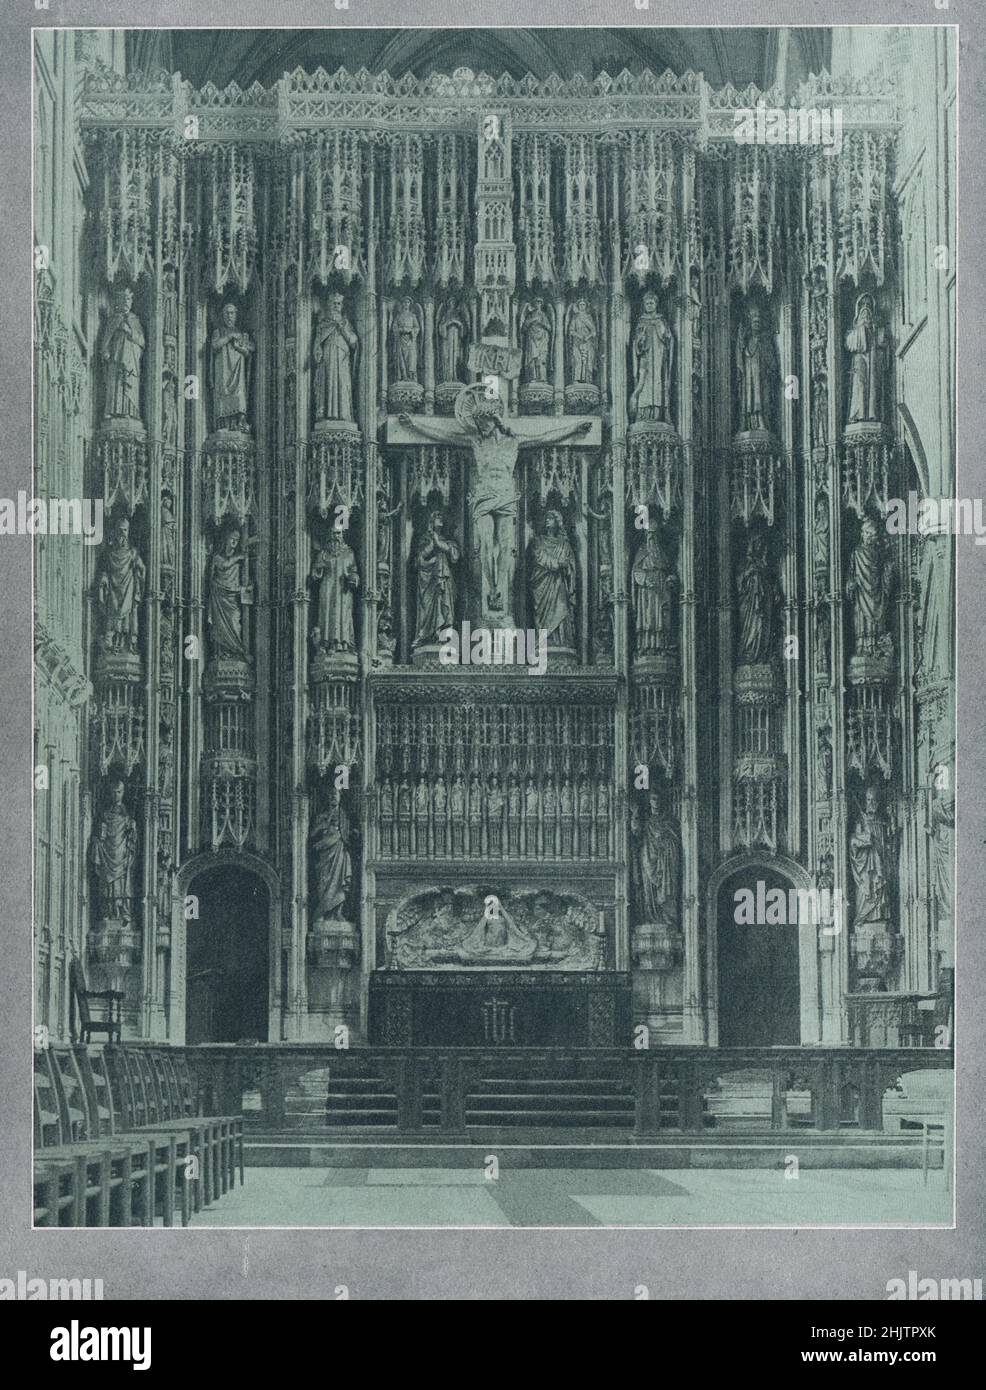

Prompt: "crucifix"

[391,385,599,628]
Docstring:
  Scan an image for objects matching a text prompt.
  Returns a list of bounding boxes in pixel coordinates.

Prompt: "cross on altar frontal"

[389,390,600,628]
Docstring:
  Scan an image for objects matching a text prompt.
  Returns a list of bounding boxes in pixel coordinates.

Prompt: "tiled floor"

[193,1166,952,1228]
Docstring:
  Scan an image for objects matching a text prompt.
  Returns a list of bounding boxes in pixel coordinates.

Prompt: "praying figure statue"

[312,293,358,424]
[414,511,460,648]
[735,306,776,433]
[437,298,467,383]
[629,292,674,424]
[90,777,138,923]
[310,530,359,658]
[520,298,552,383]
[566,298,598,384]
[210,302,254,432]
[849,785,891,926]
[736,531,779,665]
[632,529,677,656]
[391,297,423,382]
[311,790,352,921]
[207,527,251,661]
[529,510,576,649]
[845,293,887,426]
[96,515,146,655]
[101,285,145,423]
[846,517,893,658]
[630,792,680,929]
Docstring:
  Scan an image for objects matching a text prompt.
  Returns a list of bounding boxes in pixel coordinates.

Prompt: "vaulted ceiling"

[131,27,831,93]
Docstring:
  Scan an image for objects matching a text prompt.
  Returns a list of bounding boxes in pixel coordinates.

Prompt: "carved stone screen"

[34,27,954,1069]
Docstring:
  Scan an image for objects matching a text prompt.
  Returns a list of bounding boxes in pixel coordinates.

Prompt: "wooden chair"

[70,957,123,1044]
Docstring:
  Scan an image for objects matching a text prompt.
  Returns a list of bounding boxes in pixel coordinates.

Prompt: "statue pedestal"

[848,652,894,685]
[518,381,554,413]
[88,918,141,997]
[632,921,683,974]
[94,650,143,684]
[564,382,599,414]
[435,381,465,415]
[851,922,899,991]
[632,651,678,679]
[733,663,779,703]
[312,418,361,438]
[203,657,254,701]
[311,648,358,679]
[628,417,677,440]
[306,917,359,1031]
[387,381,424,413]
[411,640,446,669]
[99,416,146,443]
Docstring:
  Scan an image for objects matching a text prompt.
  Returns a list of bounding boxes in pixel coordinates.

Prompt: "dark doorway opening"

[717,867,801,1046]
[185,866,269,1043]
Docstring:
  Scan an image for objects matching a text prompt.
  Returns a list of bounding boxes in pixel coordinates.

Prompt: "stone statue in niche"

[812,494,829,594]
[520,298,553,383]
[210,303,254,433]
[736,531,779,665]
[849,785,892,926]
[566,298,598,384]
[629,292,674,424]
[845,293,887,427]
[96,515,146,656]
[390,296,423,382]
[101,285,145,426]
[312,292,358,425]
[310,529,359,662]
[436,297,467,383]
[735,305,776,434]
[90,776,138,923]
[846,516,893,659]
[160,489,177,574]
[311,788,352,922]
[413,510,460,649]
[630,792,680,929]
[631,528,677,657]
[162,376,178,448]
[529,509,576,651]
[206,525,252,662]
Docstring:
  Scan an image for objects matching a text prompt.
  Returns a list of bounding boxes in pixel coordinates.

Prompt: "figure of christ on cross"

[397,407,592,626]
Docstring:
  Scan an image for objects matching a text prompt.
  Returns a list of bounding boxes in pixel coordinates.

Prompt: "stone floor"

[193,1166,952,1228]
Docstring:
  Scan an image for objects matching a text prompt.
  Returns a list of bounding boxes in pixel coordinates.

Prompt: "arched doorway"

[185,866,270,1043]
[715,865,802,1046]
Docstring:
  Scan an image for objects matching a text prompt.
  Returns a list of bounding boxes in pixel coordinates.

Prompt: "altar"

[368,971,632,1046]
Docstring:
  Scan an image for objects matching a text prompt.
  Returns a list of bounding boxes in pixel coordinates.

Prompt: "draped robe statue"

[437,299,467,382]
[97,516,146,655]
[311,793,352,921]
[311,532,359,656]
[849,788,891,925]
[566,298,597,383]
[391,297,422,382]
[529,511,576,648]
[629,292,674,423]
[929,750,954,926]
[207,530,250,660]
[312,294,358,423]
[735,308,775,433]
[632,530,677,654]
[101,287,145,423]
[845,293,886,426]
[846,518,893,657]
[90,779,137,922]
[520,299,552,382]
[736,532,777,664]
[414,511,460,647]
[631,794,680,928]
[210,303,254,432]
